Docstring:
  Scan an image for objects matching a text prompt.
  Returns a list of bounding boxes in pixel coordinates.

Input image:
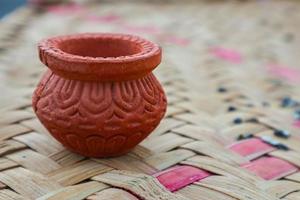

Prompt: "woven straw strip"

[92,170,189,200]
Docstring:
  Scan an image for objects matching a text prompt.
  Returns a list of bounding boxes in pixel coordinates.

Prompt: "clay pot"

[33,33,167,157]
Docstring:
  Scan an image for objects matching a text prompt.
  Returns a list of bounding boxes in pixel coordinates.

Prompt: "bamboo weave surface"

[1,1,300,199]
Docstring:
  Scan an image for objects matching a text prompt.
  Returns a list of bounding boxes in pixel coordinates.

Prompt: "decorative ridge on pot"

[33,32,167,158]
[38,33,162,81]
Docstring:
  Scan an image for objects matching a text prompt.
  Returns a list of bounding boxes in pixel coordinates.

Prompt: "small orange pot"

[33,33,167,157]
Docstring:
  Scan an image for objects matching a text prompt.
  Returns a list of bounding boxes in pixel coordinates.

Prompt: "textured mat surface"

[0,1,300,199]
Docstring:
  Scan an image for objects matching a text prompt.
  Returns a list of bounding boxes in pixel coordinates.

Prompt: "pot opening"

[58,37,143,58]
[39,33,162,81]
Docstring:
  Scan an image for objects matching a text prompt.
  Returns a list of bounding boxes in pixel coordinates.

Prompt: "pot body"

[32,70,167,157]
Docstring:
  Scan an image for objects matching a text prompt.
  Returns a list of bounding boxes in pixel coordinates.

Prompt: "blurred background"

[0,0,299,105]
[0,0,26,18]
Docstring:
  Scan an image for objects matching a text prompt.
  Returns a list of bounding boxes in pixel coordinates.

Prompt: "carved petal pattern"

[33,71,167,157]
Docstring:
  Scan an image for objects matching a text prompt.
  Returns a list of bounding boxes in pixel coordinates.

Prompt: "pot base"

[64,144,133,158]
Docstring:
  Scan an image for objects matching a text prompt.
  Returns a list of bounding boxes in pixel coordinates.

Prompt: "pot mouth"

[38,33,162,81]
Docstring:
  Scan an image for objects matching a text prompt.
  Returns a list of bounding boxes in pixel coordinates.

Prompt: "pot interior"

[58,37,142,58]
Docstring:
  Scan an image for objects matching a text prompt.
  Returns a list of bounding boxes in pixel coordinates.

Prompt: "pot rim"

[38,33,162,81]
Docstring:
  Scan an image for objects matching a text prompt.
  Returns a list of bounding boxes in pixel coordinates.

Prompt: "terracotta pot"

[33,33,167,157]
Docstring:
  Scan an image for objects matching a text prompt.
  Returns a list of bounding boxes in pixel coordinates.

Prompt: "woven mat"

[1,1,300,199]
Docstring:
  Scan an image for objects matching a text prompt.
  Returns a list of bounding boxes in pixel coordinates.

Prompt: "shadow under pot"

[32,33,167,157]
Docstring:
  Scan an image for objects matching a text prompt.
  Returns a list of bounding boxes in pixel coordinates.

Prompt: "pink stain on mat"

[163,35,190,46]
[293,120,300,128]
[210,47,243,64]
[47,4,85,15]
[228,138,275,160]
[155,165,210,192]
[121,24,161,34]
[242,156,298,180]
[85,14,122,23]
[266,64,300,83]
